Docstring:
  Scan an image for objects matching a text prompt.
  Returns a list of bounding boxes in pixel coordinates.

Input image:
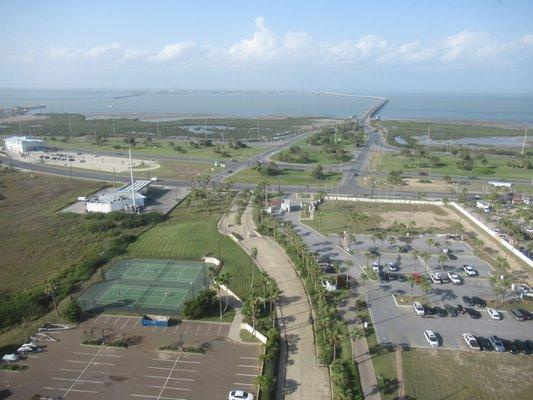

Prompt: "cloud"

[229,16,277,59]
[46,46,79,60]
[84,42,122,61]
[149,41,196,62]
[439,30,495,63]
[283,32,311,51]
[121,47,152,62]
[523,34,533,45]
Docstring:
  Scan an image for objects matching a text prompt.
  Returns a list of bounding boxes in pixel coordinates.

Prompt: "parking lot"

[0,315,261,400]
[283,210,532,350]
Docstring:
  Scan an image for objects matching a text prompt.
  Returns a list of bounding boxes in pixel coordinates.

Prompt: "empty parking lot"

[0,315,261,400]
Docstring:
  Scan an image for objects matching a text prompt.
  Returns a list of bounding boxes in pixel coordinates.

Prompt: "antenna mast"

[128,148,137,210]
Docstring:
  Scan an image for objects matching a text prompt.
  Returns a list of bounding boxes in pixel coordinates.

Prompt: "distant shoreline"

[380,117,532,130]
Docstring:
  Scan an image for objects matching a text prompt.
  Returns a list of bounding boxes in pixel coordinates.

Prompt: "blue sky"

[1,0,532,92]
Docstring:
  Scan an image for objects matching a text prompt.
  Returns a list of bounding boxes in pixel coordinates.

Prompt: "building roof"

[5,135,43,143]
[88,191,145,205]
[118,180,152,193]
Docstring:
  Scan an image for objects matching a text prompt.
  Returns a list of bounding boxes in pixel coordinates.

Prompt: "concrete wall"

[450,202,533,268]
[240,322,268,344]
[203,256,222,267]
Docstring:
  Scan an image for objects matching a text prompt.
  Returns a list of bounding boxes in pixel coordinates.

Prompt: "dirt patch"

[378,207,455,231]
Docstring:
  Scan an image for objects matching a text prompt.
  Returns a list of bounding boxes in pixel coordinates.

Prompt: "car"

[465,308,481,319]
[462,265,478,276]
[425,306,436,316]
[424,330,440,347]
[489,335,506,352]
[387,262,399,271]
[509,308,526,321]
[397,274,407,282]
[502,339,519,355]
[463,333,480,350]
[462,296,475,307]
[518,308,532,320]
[477,336,494,351]
[413,301,425,316]
[487,308,502,320]
[372,261,381,271]
[447,272,462,285]
[471,296,486,308]
[229,390,254,400]
[394,245,408,253]
[442,248,449,254]
[429,273,443,284]
[378,271,390,281]
[524,340,533,354]
[513,339,530,355]
[434,306,448,317]
[456,304,466,315]
[445,305,458,317]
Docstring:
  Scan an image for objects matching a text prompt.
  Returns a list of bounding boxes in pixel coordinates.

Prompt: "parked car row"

[414,300,530,322]
[463,333,533,354]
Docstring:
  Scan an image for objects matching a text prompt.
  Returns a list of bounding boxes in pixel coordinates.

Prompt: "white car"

[429,272,443,284]
[387,262,399,271]
[424,330,440,347]
[487,308,502,320]
[462,265,477,276]
[372,261,381,271]
[229,390,254,400]
[463,333,480,350]
[442,248,449,254]
[413,301,425,316]
[447,272,462,285]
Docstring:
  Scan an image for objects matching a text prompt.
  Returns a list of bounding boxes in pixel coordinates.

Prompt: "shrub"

[62,298,83,322]
[182,289,217,319]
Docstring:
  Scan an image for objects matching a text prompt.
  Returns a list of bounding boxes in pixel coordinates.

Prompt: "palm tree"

[267,283,281,328]
[438,253,447,270]
[407,275,416,300]
[387,236,396,250]
[344,260,353,283]
[44,279,60,318]
[412,250,420,272]
[328,324,343,363]
[420,277,432,296]
[360,273,370,299]
[426,238,434,252]
[218,272,230,312]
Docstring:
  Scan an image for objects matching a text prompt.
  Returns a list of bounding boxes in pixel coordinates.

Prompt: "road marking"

[195,326,201,335]
[236,373,257,377]
[143,375,194,382]
[155,354,182,400]
[52,377,103,384]
[43,387,98,394]
[139,384,191,391]
[62,347,103,398]
[233,382,255,386]
[103,315,112,323]
[121,317,132,329]
[240,356,256,360]
[238,364,260,368]
[131,394,187,400]
[184,323,191,335]
[113,317,120,327]
[59,368,84,372]
[207,323,212,333]
[217,324,222,334]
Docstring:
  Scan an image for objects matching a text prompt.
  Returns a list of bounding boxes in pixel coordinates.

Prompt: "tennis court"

[78,258,209,315]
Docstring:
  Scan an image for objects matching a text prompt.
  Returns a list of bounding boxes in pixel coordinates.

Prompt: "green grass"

[127,195,260,299]
[120,159,216,180]
[0,170,110,291]
[46,137,268,161]
[402,348,533,400]
[376,152,531,180]
[272,137,356,164]
[380,119,528,141]
[228,167,341,187]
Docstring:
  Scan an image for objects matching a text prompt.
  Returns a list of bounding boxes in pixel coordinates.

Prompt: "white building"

[488,181,513,188]
[4,136,44,153]
[476,200,491,212]
[85,191,146,213]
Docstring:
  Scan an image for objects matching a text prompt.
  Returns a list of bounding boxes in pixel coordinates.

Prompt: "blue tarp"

[140,315,169,327]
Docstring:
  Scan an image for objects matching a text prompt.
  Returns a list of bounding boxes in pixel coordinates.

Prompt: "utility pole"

[521,129,528,155]
[128,148,137,210]
[68,116,72,137]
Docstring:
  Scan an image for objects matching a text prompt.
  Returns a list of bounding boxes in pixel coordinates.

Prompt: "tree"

[217,272,231,312]
[438,253,447,270]
[443,175,452,184]
[328,324,343,363]
[387,170,404,186]
[311,164,325,179]
[387,236,396,250]
[62,298,83,322]
[254,375,275,394]
[407,275,416,300]
[419,277,432,295]
[44,279,60,318]
[242,292,261,333]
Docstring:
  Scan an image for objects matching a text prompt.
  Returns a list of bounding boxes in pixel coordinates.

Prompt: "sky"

[1,0,532,93]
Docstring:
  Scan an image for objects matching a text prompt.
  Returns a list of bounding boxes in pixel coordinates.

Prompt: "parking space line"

[143,375,194,381]
[121,317,133,329]
[131,394,187,400]
[66,360,87,364]
[195,326,201,335]
[60,368,83,372]
[240,356,256,360]
[173,325,180,333]
[207,323,212,333]
[233,382,255,386]
[177,360,200,364]
[138,384,191,391]
[52,377,103,384]
[236,373,257,377]
[217,324,222,334]
[184,323,191,335]
[174,369,198,373]
[93,362,115,366]
[94,315,103,323]
[238,364,260,368]
[62,347,103,398]
[43,387,98,394]
[103,315,112,323]
[113,317,120,327]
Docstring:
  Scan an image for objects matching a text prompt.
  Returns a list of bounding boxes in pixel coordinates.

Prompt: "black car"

[471,296,487,308]
[445,305,458,317]
[513,339,530,355]
[397,274,406,282]
[510,308,526,321]
[518,309,531,320]
[466,307,481,319]
[502,339,519,354]
[525,340,533,354]
[387,273,398,281]
[424,306,437,316]
[462,296,475,307]
[434,306,448,317]
[379,271,390,281]
[477,336,494,351]
[456,304,466,315]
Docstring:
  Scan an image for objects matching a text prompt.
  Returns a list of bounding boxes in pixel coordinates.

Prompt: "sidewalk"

[220,206,331,400]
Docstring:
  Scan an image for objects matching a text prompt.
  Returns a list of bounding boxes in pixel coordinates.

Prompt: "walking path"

[394,347,405,400]
[219,206,331,400]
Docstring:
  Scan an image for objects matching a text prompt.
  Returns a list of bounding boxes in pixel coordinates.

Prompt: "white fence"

[450,202,533,268]
[325,195,443,206]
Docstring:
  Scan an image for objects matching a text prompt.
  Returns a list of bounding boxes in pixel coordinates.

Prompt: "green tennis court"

[78,258,210,315]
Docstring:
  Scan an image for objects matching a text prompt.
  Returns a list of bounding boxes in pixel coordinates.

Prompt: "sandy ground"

[358,175,486,193]
[378,209,453,230]
[11,150,160,173]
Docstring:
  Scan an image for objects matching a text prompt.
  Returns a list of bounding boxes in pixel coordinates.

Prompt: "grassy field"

[46,136,268,161]
[120,159,216,180]
[272,137,356,164]
[228,167,341,187]
[304,200,455,235]
[127,195,260,299]
[8,113,324,139]
[402,348,533,400]
[0,170,109,291]
[374,152,531,180]
[380,119,528,141]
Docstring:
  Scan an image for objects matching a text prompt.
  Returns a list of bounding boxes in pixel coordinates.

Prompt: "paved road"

[221,206,331,400]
